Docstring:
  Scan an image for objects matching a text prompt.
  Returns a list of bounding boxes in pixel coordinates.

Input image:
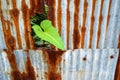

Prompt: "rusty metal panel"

[53,0,120,49]
[0,0,120,50]
[0,49,119,80]
[0,0,45,50]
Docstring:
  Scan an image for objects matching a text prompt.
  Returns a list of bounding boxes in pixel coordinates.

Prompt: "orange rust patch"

[58,0,62,35]
[22,0,34,49]
[24,57,36,80]
[4,50,36,80]
[6,0,9,5]
[89,0,96,48]
[49,72,61,80]
[106,0,112,31]
[43,50,65,80]
[29,0,45,16]
[1,17,16,51]
[73,0,80,49]
[81,0,88,48]
[11,0,17,8]
[46,0,56,26]
[66,0,70,49]
[35,0,45,14]
[9,9,22,49]
[29,0,35,16]
[0,0,16,51]
[4,50,22,80]
[96,0,104,48]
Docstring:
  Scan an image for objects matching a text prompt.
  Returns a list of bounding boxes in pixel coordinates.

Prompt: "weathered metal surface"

[0,0,120,50]
[0,0,120,80]
[115,50,120,80]
[0,49,119,80]
[0,0,45,50]
[54,0,120,49]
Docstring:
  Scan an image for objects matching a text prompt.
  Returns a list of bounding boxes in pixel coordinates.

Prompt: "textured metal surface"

[54,0,120,49]
[0,49,119,80]
[0,0,120,50]
[0,0,45,50]
[0,0,120,80]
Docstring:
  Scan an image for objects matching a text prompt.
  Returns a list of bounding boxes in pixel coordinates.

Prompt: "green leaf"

[32,20,65,50]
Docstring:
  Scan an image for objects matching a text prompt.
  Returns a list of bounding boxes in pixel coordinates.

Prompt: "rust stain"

[73,0,80,49]
[58,0,62,35]
[22,56,36,80]
[4,50,22,80]
[114,50,120,80]
[66,0,70,49]
[0,0,16,51]
[29,0,45,16]
[81,0,88,48]
[1,17,16,51]
[11,0,17,9]
[10,0,22,49]
[89,0,96,48]
[6,0,9,5]
[9,9,22,49]
[106,0,112,31]
[22,0,34,49]
[96,0,104,48]
[29,0,35,16]
[46,0,56,26]
[43,50,65,80]
[35,0,45,14]
[4,50,36,80]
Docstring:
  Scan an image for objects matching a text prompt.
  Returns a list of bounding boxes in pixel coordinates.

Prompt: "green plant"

[30,4,50,48]
[32,20,65,50]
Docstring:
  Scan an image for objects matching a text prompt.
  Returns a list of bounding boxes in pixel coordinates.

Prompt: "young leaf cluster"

[32,20,65,50]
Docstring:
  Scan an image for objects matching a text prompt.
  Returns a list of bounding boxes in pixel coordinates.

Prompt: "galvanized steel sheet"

[0,49,119,80]
[0,0,120,80]
[0,0,120,50]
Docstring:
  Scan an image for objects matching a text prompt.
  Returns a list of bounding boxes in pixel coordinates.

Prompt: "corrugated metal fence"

[0,0,120,80]
[0,49,119,80]
[0,0,120,50]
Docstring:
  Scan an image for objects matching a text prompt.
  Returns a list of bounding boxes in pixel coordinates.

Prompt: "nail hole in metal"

[83,57,87,61]
[110,55,114,59]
